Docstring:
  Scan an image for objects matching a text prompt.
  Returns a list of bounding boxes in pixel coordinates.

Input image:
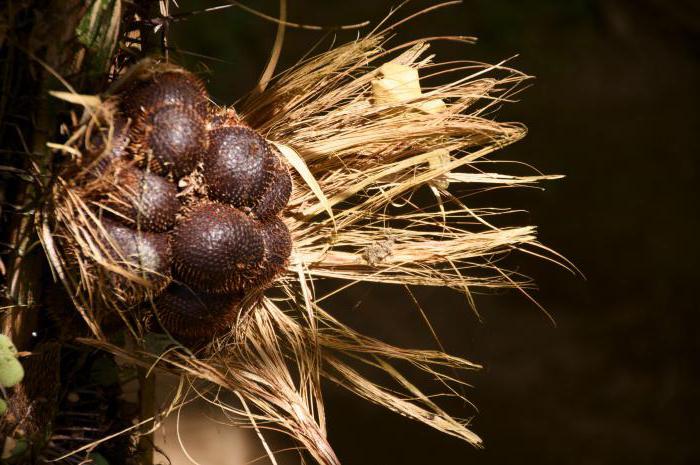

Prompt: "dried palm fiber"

[43,92,176,339]
[39,10,567,465]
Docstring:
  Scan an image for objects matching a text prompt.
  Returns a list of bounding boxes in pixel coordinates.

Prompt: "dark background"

[171,1,699,464]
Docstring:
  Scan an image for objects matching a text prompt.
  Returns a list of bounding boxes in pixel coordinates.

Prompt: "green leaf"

[0,335,24,388]
[76,0,122,74]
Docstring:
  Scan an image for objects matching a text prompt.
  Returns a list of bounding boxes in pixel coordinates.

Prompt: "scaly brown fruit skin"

[84,67,295,336]
[203,125,276,211]
[121,70,210,118]
[83,113,130,174]
[256,216,292,287]
[130,104,208,178]
[253,151,292,220]
[151,284,242,339]
[170,202,265,293]
[106,165,180,232]
[103,219,172,293]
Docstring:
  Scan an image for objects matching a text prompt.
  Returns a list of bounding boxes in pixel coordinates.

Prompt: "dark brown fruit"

[203,126,276,210]
[106,166,179,232]
[103,219,172,291]
[121,70,209,118]
[256,216,292,287]
[152,284,242,339]
[171,202,265,293]
[131,104,208,178]
[84,114,130,174]
[253,152,292,220]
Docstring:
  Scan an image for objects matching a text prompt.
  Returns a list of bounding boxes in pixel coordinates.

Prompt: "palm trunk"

[0,1,145,459]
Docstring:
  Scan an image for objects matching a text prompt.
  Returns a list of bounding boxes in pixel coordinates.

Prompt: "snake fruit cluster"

[85,67,292,340]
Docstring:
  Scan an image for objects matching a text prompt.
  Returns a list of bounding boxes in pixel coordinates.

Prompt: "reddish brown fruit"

[256,216,292,287]
[83,114,130,174]
[102,219,171,291]
[130,104,208,178]
[253,152,292,220]
[152,284,242,339]
[171,202,265,293]
[203,126,275,210]
[121,70,209,118]
[106,166,179,232]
